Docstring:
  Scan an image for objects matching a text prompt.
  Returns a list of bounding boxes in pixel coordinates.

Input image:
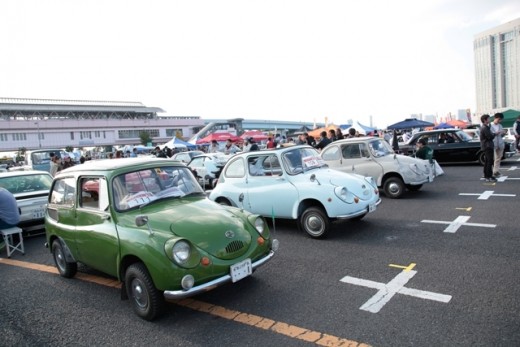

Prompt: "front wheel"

[299,207,330,239]
[125,263,164,321]
[52,239,77,278]
[383,177,405,199]
[478,152,486,166]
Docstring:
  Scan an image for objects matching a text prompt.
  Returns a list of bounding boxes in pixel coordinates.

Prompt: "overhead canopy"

[241,130,268,141]
[495,109,520,128]
[447,119,469,129]
[342,121,378,135]
[162,137,196,149]
[433,122,453,129]
[387,118,434,130]
[308,124,340,138]
[196,132,242,144]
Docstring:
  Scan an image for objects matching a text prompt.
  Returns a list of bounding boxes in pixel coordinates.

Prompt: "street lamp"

[35,121,41,148]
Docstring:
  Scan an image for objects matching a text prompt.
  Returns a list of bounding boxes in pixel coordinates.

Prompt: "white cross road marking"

[421,215,496,233]
[459,190,516,200]
[340,270,452,313]
[506,166,518,171]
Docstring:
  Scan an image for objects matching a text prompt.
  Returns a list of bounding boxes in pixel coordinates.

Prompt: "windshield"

[455,130,473,141]
[0,173,53,194]
[113,166,204,211]
[282,147,327,175]
[368,139,393,157]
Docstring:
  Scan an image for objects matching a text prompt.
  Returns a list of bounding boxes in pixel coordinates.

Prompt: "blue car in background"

[26,149,68,172]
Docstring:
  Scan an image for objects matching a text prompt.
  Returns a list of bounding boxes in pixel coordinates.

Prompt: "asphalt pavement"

[1,157,519,347]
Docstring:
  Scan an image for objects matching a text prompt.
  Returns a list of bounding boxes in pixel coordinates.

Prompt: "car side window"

[341,144,361,159]
[225,158,245,177]
[321,146,340,160]
[50,177,76,205]
[80,177,100,209]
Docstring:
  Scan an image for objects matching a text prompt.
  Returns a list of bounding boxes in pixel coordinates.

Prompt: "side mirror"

[135,215,148,227]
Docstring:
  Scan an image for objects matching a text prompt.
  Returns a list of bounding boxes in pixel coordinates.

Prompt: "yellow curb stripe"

[1,258,370,346]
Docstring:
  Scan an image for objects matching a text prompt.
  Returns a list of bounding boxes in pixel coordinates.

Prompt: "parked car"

[0,170,53,234]
[320,137,435,199]
[188,153,231,188]
[45,158,278,320]
[209,145,381,239]
[171,150,204,164]
[399,129,516,165]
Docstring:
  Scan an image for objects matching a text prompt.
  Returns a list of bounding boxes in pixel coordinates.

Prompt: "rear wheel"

[125,263,163,321]
[52,239,77,278]
[478,152,486,166]
[299,207,329,239]
[383,177,405,199]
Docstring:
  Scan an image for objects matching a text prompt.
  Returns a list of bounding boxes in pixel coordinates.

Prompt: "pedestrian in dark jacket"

[480,114,496,182]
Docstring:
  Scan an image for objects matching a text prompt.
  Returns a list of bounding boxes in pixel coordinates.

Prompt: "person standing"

[0,187,20,250]
[49,155,61,177]
[414,138,432,160]
[513,115,520,152]
[479,114,496,182]
[314,131,331,150]
[266,137,275,149]
[490,113,506,177]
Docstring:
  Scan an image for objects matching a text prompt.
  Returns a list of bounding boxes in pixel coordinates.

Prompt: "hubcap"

[131,278,148,309]
[55,248,66,271]
[388,182,401,194]
[306,215,324,234]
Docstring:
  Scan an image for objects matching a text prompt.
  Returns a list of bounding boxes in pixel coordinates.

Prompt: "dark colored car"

[399,129,516,165]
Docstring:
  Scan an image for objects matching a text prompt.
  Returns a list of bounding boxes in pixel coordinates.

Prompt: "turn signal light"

[200,257,210,266]
[257,237,265,246]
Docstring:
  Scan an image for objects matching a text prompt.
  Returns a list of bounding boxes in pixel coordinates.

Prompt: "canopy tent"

[241,130,268,141]
[495,109,520,128]
[307,124,340,138]
[161,137,196,149]
[387,118,434,130]
[196,132,242,144]
[446,119,469,129]
[433,122,453,129]
[342,121,378,135]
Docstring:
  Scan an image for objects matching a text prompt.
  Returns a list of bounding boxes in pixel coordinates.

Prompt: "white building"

[0,98,205,151]
[474,18,520,115]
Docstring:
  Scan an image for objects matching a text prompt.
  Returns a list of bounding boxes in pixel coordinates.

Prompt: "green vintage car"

[45,158,278,320]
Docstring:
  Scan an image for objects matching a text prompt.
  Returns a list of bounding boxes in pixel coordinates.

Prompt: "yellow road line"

[389,263,416,272]
[0,258,371,347]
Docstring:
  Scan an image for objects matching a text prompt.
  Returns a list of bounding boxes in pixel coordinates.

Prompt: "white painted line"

[459,190,516,200]
[340,270,452,313]
[421,215,496,233]
[506,166,518,171]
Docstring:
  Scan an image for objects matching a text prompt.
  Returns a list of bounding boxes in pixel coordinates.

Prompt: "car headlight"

[254,217,265,234]
[172,240,191,264]
[334,186,348,201]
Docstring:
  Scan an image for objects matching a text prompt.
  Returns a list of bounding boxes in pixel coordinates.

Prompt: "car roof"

[328,136,381,144]
[0,170,51,178]
[57,158,183,173]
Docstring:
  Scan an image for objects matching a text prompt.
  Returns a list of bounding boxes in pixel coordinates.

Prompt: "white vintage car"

[320,137,434,199]
[209,145,381,238]
[0,170,53,234]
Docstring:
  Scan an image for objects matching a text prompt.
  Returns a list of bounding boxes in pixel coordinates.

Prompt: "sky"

[1,0,520,129]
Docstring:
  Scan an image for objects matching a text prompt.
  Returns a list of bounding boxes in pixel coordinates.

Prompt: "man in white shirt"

[490,113,506,177]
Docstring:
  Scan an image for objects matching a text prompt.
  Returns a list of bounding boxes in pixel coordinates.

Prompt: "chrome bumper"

[163,250,275,300]
[337,198,381,219]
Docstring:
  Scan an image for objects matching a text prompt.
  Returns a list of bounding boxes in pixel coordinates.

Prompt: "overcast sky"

[1,0,519,129]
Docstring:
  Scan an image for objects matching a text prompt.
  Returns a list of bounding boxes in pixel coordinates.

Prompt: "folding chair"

[1,226,25,258]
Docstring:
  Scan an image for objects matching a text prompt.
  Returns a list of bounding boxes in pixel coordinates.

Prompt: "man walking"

[479,114,496,182]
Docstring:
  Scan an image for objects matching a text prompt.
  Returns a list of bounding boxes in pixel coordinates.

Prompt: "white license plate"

[230,258,252,283]
[32,209,45,219]
[368,203,376,213]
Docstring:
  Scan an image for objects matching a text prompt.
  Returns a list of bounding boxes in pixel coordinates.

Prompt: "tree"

[139,131,152,146]
[16,147,26,163]
[66,146,73,152]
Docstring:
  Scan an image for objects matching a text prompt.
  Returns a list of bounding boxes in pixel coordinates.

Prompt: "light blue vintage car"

[209,145,381,238]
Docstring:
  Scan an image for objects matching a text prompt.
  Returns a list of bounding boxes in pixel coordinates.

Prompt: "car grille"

[226,240,245,254]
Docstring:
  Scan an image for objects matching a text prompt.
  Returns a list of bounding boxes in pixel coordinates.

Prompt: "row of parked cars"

[1,128,514,320]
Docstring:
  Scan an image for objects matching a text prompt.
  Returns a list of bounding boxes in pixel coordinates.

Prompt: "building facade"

[0,98,205,151]
[474,18,520,115]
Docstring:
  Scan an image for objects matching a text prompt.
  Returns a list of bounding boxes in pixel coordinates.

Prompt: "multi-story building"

[0,97,205,151]
[474,18,520,115]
